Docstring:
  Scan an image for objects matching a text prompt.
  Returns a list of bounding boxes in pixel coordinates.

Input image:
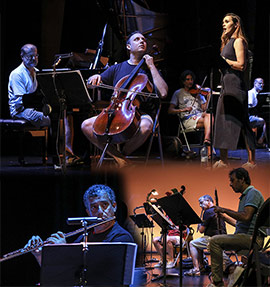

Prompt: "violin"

[189,84,211,96]
[93,57,153,144]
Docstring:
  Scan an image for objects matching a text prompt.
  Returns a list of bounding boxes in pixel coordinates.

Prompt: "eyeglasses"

[24,54,39,60]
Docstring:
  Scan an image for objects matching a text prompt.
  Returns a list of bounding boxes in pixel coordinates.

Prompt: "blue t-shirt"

[202,206,226,237]
[235,186,264,235]
[74,222,134,243]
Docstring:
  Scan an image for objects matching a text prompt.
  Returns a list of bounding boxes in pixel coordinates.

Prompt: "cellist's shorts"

[189,235,210,251]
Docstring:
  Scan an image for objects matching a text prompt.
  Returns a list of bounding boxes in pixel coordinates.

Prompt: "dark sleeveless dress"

[213,38,255,150]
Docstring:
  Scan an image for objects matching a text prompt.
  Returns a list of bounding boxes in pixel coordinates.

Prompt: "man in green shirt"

[208,167,264,287]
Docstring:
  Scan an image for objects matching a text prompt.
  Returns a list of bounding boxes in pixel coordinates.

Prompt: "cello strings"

[88,82,159,99]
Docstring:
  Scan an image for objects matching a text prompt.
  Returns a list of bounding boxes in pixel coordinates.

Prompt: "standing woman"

[213,13,256,169]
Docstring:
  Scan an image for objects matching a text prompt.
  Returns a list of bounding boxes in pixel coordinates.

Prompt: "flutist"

[184,195,230,277]
[24,184,134,265]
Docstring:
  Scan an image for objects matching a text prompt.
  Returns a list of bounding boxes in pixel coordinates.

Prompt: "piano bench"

[0,119,49,165]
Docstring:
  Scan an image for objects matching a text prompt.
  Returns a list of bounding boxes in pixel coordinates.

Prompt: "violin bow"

[214,188,222,234]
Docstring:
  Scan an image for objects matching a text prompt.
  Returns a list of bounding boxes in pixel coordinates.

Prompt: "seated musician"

[8,44,83,166]
[248,78,267,146]
[208,168,264,287]
[153,220,183,269]
[168,70,213,155]
[24,184,134,266]
[8,44,51,128]
[81,31,168,168]
[184,195,230,277]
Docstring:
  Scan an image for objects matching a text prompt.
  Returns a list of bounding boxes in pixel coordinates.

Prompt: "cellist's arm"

[87,74,102,88]
[143,55,168,99]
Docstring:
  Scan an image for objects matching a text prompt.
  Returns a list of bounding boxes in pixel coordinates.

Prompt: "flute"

[0,216,115,263]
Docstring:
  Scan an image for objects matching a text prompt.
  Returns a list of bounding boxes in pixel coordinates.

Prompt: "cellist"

[81,31,168,167]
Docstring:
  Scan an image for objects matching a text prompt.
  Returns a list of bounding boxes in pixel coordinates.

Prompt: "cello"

[93,57,154,144]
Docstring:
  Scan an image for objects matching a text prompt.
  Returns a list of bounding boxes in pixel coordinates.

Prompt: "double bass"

[93,57,154,144]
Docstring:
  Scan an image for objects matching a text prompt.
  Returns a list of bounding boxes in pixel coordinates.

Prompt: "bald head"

[20,44,38,69]
[20,44,37,58]
[253,78,264,92]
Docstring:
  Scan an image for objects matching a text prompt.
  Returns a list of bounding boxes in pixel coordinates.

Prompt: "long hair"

[220,13,248,52]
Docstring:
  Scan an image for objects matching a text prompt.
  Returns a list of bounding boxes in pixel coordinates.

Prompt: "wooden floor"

[132,253,232,287]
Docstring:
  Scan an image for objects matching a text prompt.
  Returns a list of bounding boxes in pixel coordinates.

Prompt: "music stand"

[130,214,153,266]
[145,201,176,286]
[157,193,201,287]
[40,242,137,286]
[36,70,92,173]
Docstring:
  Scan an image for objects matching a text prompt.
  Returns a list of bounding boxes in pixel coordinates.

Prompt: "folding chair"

[173,227,193,267]
[177,114,204,153]
[145,101,164,166]
[240,197,270,287]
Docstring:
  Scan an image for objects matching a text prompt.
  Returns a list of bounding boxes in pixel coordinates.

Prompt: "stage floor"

[0,148,268,287]
[1,146,269,174]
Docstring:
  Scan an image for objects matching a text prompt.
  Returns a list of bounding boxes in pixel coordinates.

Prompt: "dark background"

[1,0,269,138]
[0,0,269,285]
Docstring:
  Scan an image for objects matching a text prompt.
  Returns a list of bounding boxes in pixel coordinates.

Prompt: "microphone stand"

[209,68,214,167]
[90,22,108,70]
[52,57,67,173]
[79,219,89,287]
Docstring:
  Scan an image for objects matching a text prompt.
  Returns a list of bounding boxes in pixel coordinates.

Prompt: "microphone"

[52,53,73,68]
[54,52,73,59]
[66,217,102,225]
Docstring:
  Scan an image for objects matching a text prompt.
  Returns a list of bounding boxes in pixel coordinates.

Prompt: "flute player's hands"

[24,235,43,251]
[24,235,43,265]
[46,231,66,244]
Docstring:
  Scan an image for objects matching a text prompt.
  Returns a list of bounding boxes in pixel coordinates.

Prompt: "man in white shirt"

[8,44,83,166]
[248,78,266,146]
[8,44,51,128]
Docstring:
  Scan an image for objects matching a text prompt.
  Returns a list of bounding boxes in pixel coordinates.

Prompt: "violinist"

[168,70,213,155]
[81,31,168,167]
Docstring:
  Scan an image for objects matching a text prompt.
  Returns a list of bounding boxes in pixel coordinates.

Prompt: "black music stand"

[157,193,201,287]
[40,242,137,286]
[36,70,92,172]
[130,213,153,266]
[147,202,176,287]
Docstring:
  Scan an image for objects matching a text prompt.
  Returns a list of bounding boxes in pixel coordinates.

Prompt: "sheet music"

[149,202,174,227]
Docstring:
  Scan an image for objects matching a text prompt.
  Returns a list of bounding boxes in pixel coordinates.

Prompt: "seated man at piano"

[8,44,83,166]
[248,78,267,146]
[8,44,51,128]
[24,184,134,266]
[82,31,168,168]
[168,70,213,155]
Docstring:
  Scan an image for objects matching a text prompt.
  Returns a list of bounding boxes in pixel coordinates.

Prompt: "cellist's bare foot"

[114,157,132,168]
